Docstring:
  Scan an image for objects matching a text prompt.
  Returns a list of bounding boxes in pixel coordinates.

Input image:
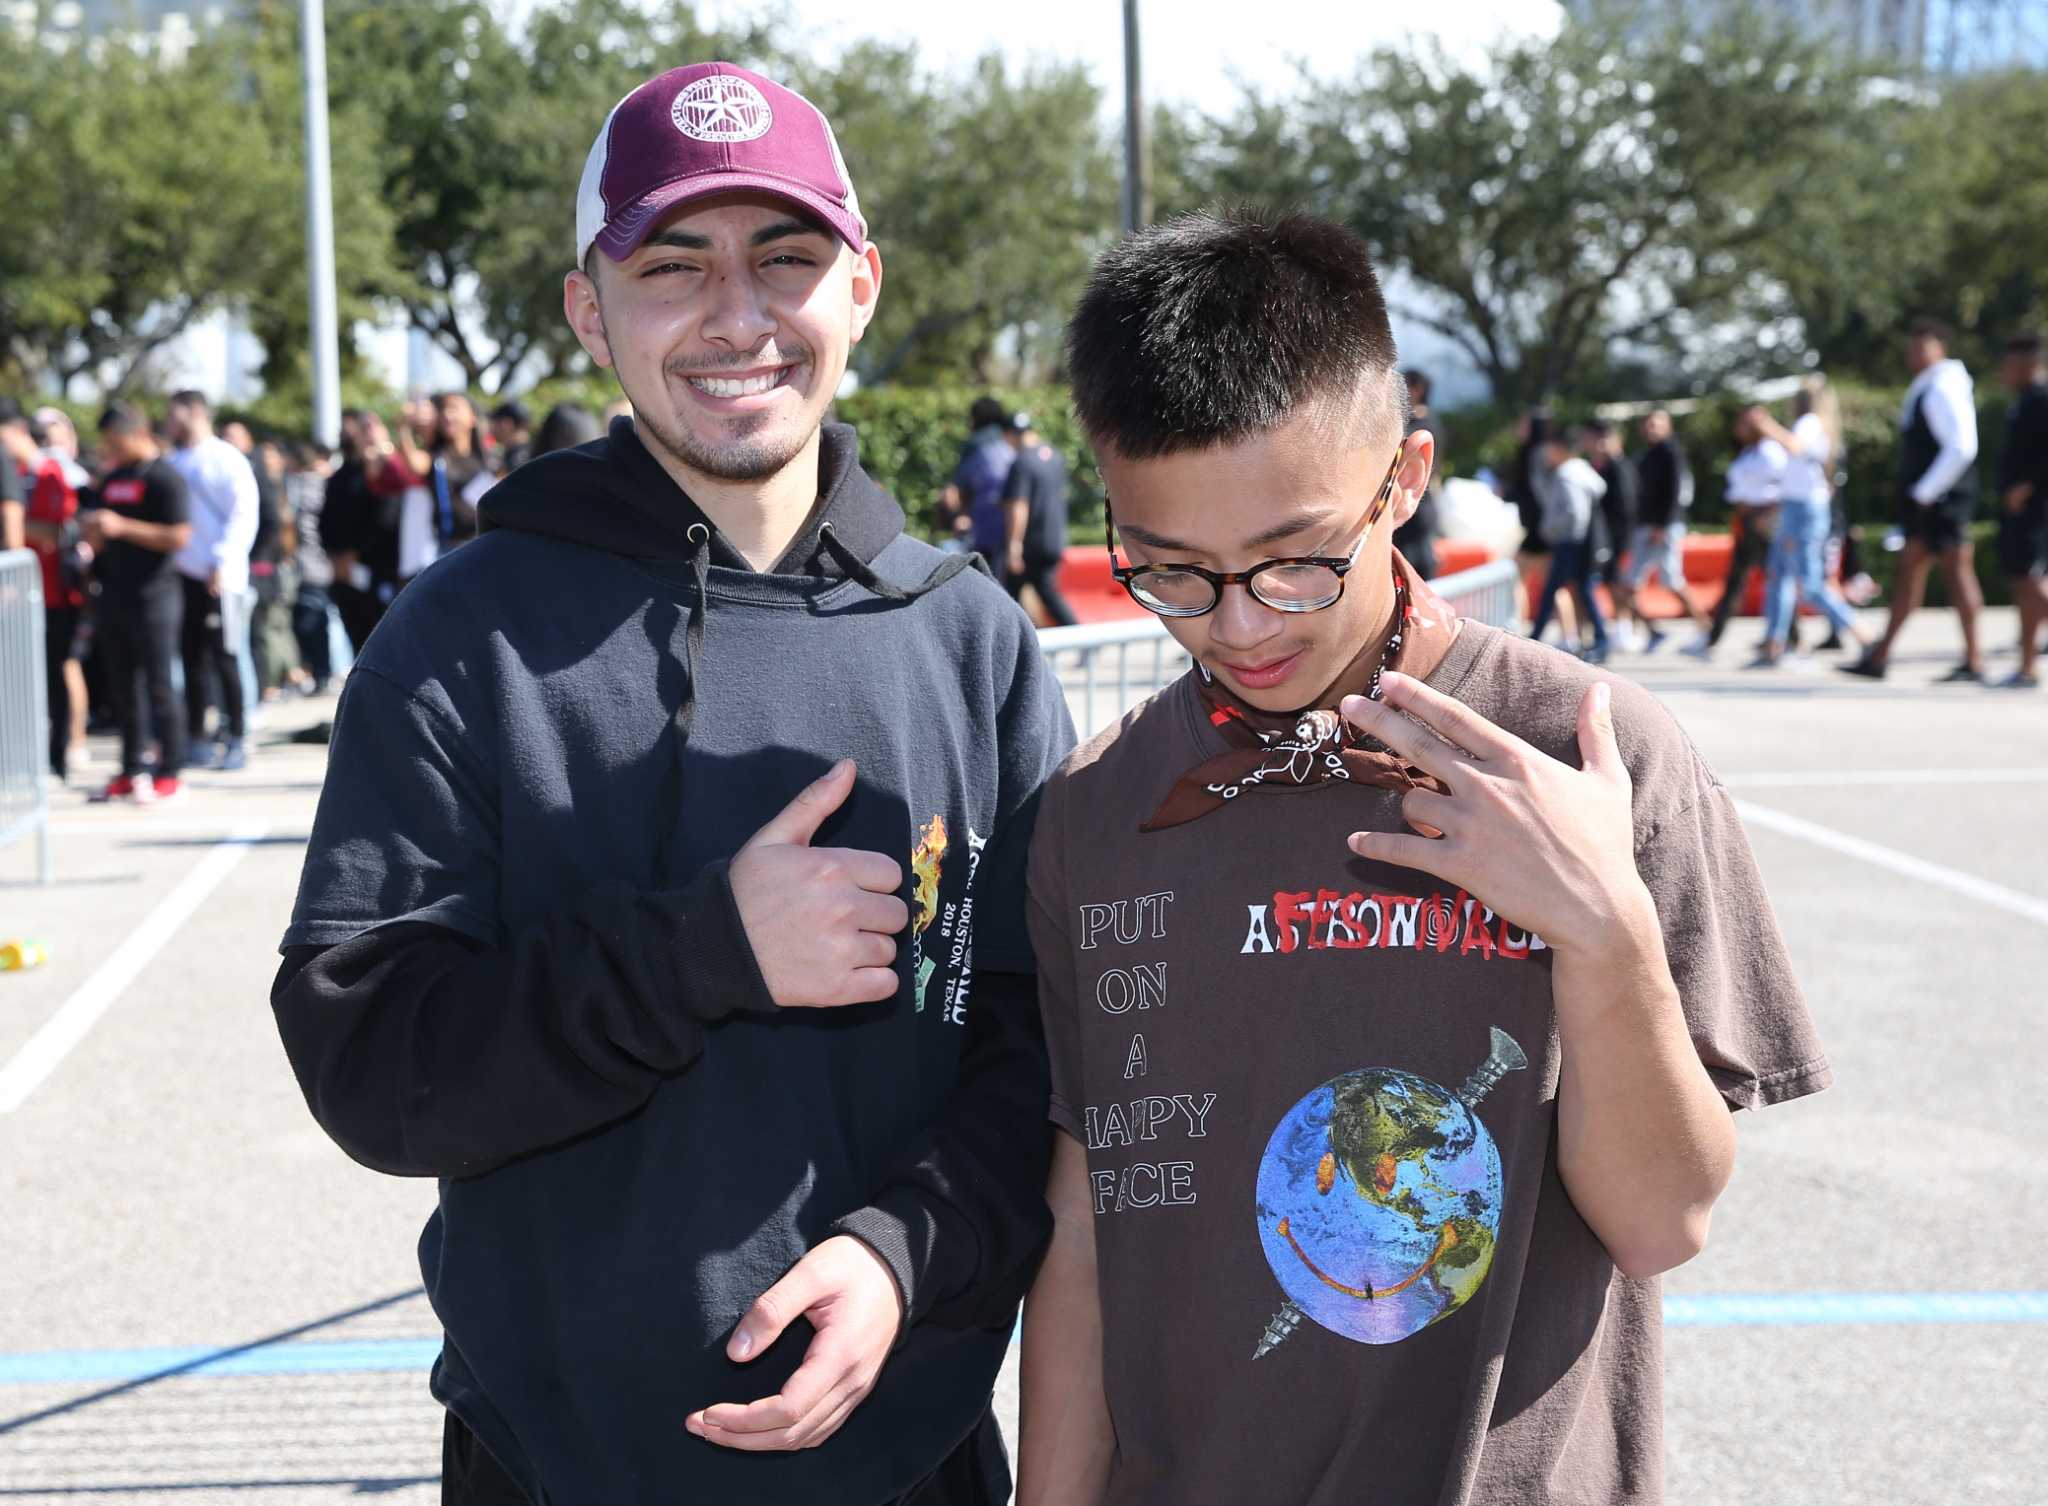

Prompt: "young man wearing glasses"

[1016,209,1829,1506]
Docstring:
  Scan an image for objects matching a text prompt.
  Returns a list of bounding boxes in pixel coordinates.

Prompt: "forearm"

[114,520,191,554]
[1019,1135,1114,1506]
[2,503,22,551]
[23,519,60,545]
[1005,500,1029,554]
[831,968,1054,1332]
[1552,897,1736,1279]
[271,867,773,1178]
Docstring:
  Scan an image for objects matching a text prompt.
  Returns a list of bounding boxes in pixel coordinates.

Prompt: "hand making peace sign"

[1339,672,1658,959]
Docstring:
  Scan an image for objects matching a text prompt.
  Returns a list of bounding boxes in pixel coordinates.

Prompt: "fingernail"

[1595,682,1611,711]
[731,1331,753,1360]
[1340,694,1369,716]
[685,1413,704,1435]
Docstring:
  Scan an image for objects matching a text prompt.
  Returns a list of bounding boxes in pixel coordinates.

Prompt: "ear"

[563,268,615,371]
[845,243,883,346]
[1388,426,1433,529]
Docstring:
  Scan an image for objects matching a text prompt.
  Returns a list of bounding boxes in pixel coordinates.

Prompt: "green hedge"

[833,385,1102,544]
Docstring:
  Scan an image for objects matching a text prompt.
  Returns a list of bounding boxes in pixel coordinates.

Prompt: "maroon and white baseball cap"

[575,62,867,268]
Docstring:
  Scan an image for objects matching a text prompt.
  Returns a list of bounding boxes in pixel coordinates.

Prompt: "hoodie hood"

[479,415,906,576]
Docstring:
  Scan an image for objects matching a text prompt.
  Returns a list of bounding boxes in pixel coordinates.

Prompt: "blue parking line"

[2,1292,2043,1386]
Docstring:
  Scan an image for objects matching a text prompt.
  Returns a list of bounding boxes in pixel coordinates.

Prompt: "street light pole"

[1122,0,1151,235]
[301,0,341,447]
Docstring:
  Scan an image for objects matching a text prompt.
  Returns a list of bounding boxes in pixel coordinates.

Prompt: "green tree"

[319,0,778,393]
[798,46,1119,386]
[1159,5,1890,406]
[0,15,400,400]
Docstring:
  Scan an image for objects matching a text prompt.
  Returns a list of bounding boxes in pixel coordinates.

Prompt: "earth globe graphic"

[1253,1027,1527,1356]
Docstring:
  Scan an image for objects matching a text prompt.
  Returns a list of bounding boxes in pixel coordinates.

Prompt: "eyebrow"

[640,217,833,253]
[1118,509,1337,555]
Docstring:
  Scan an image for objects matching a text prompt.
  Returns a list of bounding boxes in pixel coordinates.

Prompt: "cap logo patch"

[671,75,774,143]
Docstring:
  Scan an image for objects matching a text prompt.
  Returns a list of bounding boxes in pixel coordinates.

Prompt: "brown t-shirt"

[1026,621,1831,1506]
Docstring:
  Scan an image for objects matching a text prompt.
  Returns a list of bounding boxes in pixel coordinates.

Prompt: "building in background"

[1563,0,2048,71]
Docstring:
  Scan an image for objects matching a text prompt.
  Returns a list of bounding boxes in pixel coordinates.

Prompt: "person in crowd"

[82,404,192,803]
[1624,409,1711,652]
[1000,411,1078,627]
[271,60,1072,1506]
[1743,382,1870,669]
[34,407,98,763]
[1696,407,1787,660]
[1508,409,1577,642]
[489,400,534,476]
[1392,368,1442,580]
[942,395,1018,582]
[0,401,23,551]
[1527,426,1612,662]
[391,391,489,581]
[164,391,259,771]
[249,440,305,701]
[323,409,403,652]
[286,442,339,693]
[1842,320,1984,681]
[533,401,604,457]
[1584,419,1639,649]
[220,420,270,717]
[2,402,83,780]
[1019,205,1827,1506]
[1994,332,2048,689]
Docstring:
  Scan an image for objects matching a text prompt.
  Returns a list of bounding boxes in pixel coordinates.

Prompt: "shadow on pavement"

[0,1288,425,1440]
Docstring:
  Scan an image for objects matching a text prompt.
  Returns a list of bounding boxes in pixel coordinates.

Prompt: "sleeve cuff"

[653,860,778,1022]
[832,1199,931,1348]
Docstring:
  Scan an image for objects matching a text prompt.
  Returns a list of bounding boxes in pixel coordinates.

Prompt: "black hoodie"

[273,419,1074,1504]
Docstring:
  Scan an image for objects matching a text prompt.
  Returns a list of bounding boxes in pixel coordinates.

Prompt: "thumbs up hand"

[729,761,909,1008]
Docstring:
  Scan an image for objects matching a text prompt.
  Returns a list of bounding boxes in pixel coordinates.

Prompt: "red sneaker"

[150,776,185,804]
[89,775,138,803]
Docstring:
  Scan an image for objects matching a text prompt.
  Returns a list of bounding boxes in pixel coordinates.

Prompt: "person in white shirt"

[165,390,260,770]
[1692,409,1787,660]
[1745,380,1871,668]
[1842,320,1984,681]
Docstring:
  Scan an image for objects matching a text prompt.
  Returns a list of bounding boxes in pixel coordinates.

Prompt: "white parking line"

[0,824,272,1114]
[1724,769,2048,789]
[1732,799,2048,928]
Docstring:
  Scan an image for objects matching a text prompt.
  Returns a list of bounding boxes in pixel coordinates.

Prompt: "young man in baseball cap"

[1016,209,1829,1504]
[275,62,1072,1505]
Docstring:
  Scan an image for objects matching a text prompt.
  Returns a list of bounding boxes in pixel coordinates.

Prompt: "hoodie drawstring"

[653,524,712,886]
[817,521,984,600]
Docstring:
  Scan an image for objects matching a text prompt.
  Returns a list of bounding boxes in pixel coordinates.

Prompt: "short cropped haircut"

[2004,332,2042,360]
[1066,207,1400,459]
[99,402,151,436]
[1402,368,1432,404]
[167,389,209,414]
[1909,318,1954,349]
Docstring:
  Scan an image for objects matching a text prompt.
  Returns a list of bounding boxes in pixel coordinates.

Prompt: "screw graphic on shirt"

[1252,1026,1528,1358]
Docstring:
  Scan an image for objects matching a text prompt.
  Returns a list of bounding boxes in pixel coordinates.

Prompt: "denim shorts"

[1624,523,1686,588]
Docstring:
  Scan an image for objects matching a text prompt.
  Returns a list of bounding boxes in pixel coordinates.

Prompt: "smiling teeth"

[692,372,781,397]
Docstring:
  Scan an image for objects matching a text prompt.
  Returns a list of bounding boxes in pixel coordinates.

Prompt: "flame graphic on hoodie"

[911,814,949,936]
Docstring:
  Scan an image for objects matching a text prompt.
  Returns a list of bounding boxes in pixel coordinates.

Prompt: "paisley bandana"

[1141,557,1459,833]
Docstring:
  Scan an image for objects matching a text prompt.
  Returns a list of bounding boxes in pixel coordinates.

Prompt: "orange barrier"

[1058,529,1826,625]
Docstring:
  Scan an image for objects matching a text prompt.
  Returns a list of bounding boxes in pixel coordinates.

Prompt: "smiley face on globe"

[1253,1028,1526,1352]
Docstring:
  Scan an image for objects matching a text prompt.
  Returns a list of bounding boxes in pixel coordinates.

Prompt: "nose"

[697,267,776,353]
[1203,578,1286,655]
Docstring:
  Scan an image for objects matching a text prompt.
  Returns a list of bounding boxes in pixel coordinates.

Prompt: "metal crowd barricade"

[1038,557,1522,741]
[0,549,52,885]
